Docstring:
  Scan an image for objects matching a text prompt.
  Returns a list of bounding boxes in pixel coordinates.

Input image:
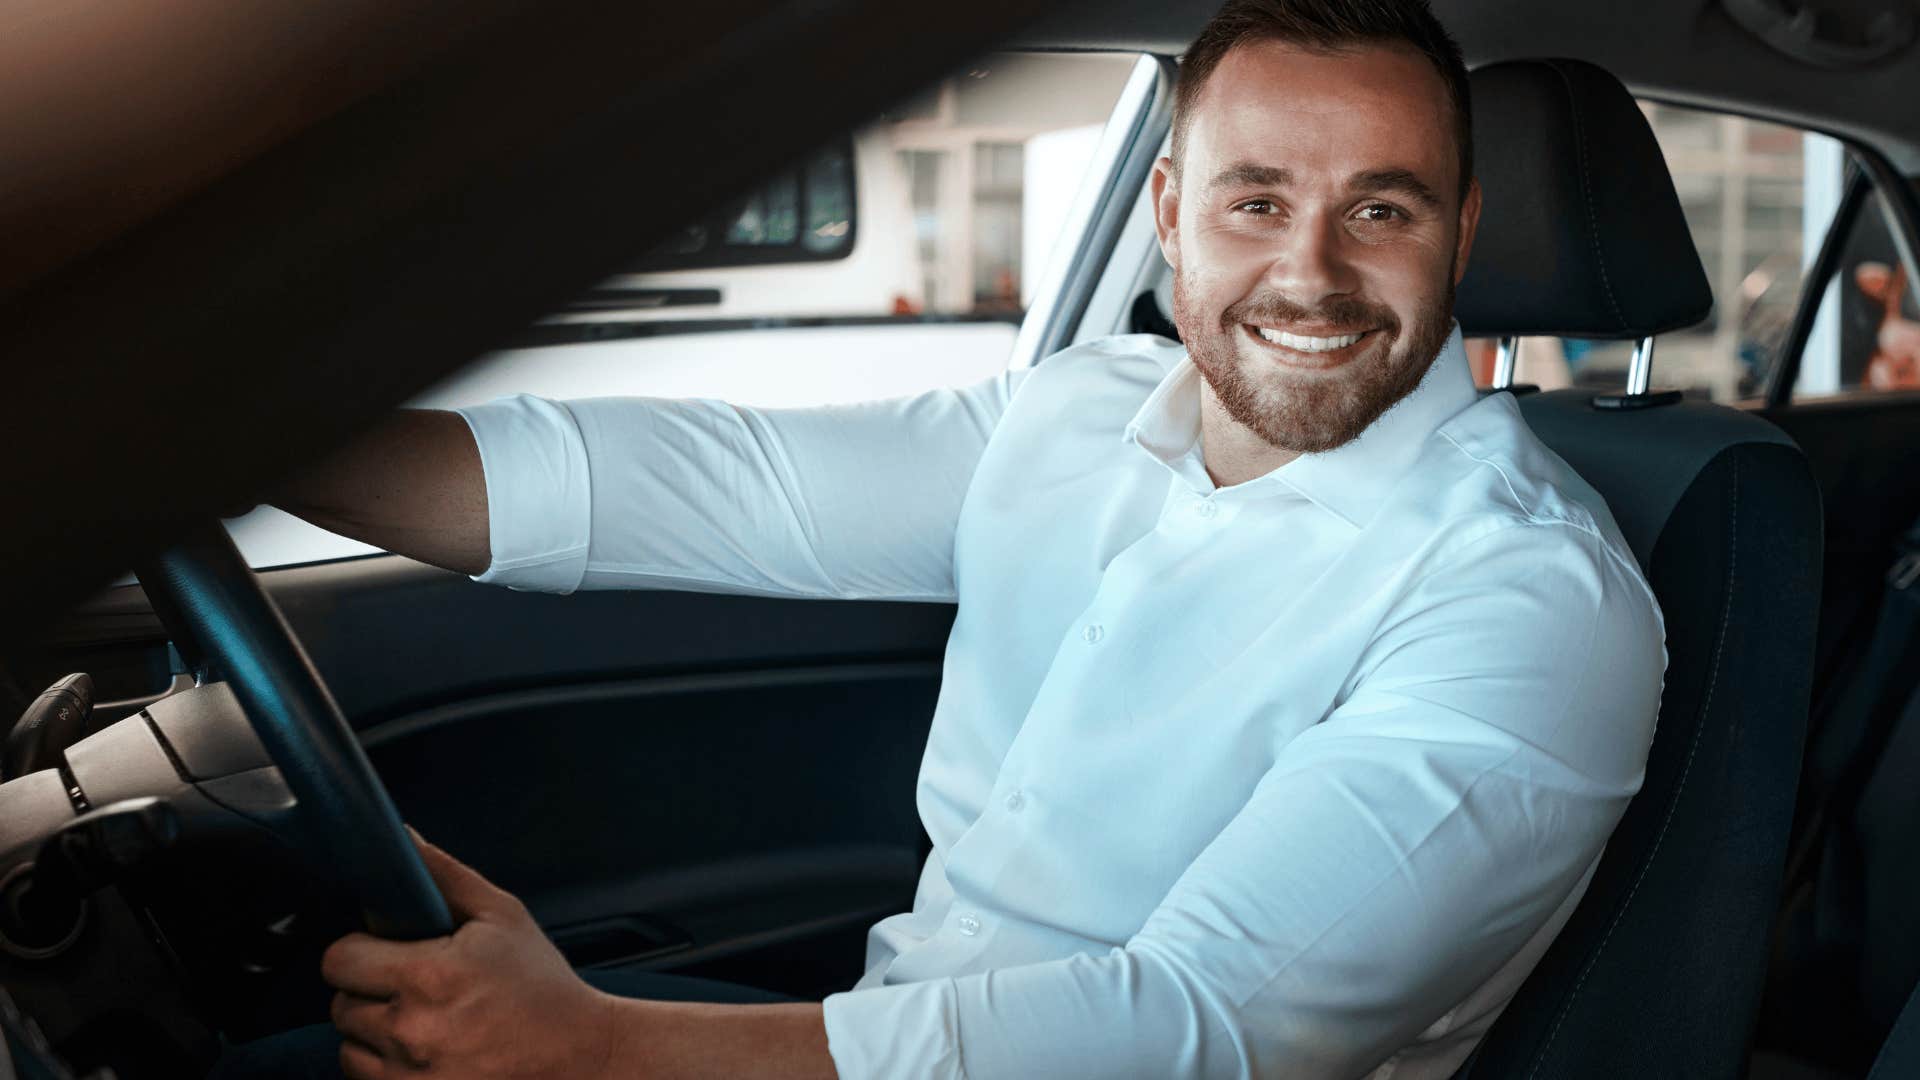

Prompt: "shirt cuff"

[454,395,592,594]
[822,979,966,1080]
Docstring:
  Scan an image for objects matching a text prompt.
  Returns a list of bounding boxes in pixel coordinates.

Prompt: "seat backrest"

[1450,60,1824,1079]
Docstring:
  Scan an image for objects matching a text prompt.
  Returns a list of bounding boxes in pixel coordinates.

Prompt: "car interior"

[1,0,1917,1078]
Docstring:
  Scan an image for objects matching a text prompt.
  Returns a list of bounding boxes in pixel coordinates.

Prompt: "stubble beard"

[1172,270,1456,454]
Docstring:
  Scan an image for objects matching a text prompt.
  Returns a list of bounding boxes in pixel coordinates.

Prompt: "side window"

[1790,183,1920,398]
[229,51,1144,570]
[446,50,1141,409]
[1468,104,1851,403]
[628,147,845,271]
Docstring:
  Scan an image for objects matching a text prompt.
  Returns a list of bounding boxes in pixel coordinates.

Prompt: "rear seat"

[1754,396,1920,1075]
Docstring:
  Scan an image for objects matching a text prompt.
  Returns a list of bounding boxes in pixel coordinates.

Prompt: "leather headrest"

[1454,59,1713,340]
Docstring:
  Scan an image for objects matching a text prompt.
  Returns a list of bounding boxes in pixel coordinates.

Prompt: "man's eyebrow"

[1348,168,1442,210]
[1207,162,1291,192]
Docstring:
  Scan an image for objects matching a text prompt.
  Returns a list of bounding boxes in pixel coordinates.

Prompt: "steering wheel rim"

[135,522,453,941]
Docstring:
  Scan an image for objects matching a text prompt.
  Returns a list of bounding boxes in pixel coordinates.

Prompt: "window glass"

[725,175,799,247]
[801,151,854,256]
[1468,104,1848,403]
[1794,187,1920,397]
[632,145,848,270]
[228,51,1144,570]
[543,50,1138,333]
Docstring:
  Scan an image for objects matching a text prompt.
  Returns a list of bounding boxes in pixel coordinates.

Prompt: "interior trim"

[358,660,943,749]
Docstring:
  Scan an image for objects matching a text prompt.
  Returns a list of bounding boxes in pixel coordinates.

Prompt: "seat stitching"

[1523,453,1738,1078]
[1551,60,1627,332]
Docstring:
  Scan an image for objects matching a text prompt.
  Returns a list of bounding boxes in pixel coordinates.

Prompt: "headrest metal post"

[1492,337,1519,390]
[1593,335,1679,409]
[1626,337,1656,397]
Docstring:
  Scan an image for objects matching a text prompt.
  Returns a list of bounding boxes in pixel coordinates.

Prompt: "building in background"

[883,53,1137,317]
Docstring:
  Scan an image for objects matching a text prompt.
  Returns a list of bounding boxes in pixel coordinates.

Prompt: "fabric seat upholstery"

[1448,60,1823,1079]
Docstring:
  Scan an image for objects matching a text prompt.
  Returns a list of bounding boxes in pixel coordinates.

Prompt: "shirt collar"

[1123,323,1479,527]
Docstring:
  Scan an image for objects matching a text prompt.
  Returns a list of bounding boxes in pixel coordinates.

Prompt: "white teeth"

[1254,327,1365,352]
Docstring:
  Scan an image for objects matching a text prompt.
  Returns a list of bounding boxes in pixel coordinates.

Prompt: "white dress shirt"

[456,325,1664,1079]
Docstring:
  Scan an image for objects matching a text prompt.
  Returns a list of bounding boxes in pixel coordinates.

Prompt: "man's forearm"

[273,408,492,576]
[603,998,838,1080]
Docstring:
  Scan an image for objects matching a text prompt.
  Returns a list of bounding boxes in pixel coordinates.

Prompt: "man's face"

[1153,39,1481,454]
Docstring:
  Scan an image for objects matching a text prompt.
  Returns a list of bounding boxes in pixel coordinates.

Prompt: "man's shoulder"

[1422,393,1620,540]
[1385,397,1664,683]
[1413,393,1666,622]
[984,334,1191,446]
[1018,334,1188,397]
[1397,392,1649,604]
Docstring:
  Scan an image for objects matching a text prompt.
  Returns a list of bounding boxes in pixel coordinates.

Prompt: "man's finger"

[406,824,516,922]
[321,931,440,998]
[331,993,394,1059]
[339,1035,405,1080]
[332,992,433,1071]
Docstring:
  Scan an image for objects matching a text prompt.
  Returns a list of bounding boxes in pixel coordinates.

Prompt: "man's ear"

[1451,177,1482,286]
[1151,156,1180,271]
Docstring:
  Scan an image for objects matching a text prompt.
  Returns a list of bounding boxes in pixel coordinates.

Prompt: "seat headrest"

[1454,59,1713,340]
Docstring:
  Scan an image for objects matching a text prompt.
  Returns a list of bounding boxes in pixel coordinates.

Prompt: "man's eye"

[1234,199,1276,215]
[1355,204,1402,223]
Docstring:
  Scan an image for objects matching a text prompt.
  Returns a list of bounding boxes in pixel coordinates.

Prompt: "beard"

[1171,271,1455,455]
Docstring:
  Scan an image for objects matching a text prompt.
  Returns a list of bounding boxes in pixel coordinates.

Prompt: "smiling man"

[215,1,1663,1078]
[1164,16,1475,484]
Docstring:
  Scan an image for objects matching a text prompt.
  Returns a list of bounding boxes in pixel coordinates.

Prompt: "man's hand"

[319,828,624,1079]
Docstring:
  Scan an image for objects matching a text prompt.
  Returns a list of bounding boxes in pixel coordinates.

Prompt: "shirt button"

[956,914,981,936]
[1083,624,1104,645]
[1194,499,1217,518]
[1005,790,1025,812]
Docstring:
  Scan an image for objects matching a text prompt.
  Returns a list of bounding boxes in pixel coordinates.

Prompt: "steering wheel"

[135,522,453,941]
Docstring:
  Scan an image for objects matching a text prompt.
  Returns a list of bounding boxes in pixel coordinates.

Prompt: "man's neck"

[1198,384,1300,489]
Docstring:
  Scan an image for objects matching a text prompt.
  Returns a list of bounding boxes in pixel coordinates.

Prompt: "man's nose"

[1261,213,1359,307]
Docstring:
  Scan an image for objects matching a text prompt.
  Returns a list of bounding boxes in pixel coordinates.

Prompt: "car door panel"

[361,662,939,998]
[32,554,953,1000]
[1756,393,1920,699]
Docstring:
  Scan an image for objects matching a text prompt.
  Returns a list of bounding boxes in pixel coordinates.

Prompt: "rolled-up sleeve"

[455,371,1024,598]
[457,395,594,593]
[821,521,1664,1078]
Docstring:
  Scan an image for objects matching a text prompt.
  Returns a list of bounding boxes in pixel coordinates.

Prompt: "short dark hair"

[1171,0,1473,200]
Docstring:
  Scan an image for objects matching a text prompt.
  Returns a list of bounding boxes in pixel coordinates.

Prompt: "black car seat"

[1440,59,1823,1079]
